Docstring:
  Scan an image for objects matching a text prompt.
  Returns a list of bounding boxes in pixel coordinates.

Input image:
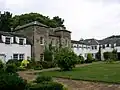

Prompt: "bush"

[0,73,28,90]
[29,82,63,90]
[17,67,26,71]
[85,53,93,63]
[55,48,78,71]
[35,75,52,83]
[0,60,4,71]
[78,55,84,64]
[44,48,53,62]
[6,63,17,73]
[40,61,56,69]
[34,64,43,70]
[7,59,21,67]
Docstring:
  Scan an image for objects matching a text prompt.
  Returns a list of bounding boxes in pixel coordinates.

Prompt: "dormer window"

[19,38,24,45]
[5,37,11,44]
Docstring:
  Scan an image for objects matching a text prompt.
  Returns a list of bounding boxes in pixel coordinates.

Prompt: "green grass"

[38,62,120,84]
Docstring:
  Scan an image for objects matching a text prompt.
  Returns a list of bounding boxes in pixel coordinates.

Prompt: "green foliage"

[20,60,30,68]
[0,73,28,90]
[29,82,63,90]
[85,53,93,63]
[0,60,4,71]
[40,61,56,69]
[34,64,43,70]
[6,63,17,73]
[78,55,84,64]
[96,47,101,60]
[104,50,118,61]
[7,59,21,67]
[35,75,52,83]
[12,13,65,29]
[55,48,78,71]
[0,11,12,32]
[44,47,53,61]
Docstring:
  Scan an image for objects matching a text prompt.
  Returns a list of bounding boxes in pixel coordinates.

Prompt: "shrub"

[17,67,26,71]
[20,60,30,68]
[55,48,78,71]
[103,52,112,60]
[85,53,93,63]
[78,55,84,64]
[44,48,53,61]
[0,73,28,90]
[34,64,43,70]
[40,61,56,69]
[29,82,63,90]
[35,75,52,83]
[7,59,21,67]
[6,63,17,73]
[0,60,4,71]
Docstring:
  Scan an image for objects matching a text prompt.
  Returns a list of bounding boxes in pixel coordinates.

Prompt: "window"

[19,54,24,60]
[95,46,97,49]
[106,44,109,47]
[92,46,94,50]
[13,54,18,60]
[40,37,44,45]
[102,45,105,49]
[5,37,11,44]
[40,54,44,61]
[19,38,24,45]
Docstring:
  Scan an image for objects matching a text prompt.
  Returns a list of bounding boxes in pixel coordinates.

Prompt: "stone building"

[14,21,71,61]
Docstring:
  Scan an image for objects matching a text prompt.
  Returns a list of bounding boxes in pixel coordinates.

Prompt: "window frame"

[40,37,44,45]
[19,38,24,45]
[5,37,11,44]
[19,54,24,60]
[13,54,19,60]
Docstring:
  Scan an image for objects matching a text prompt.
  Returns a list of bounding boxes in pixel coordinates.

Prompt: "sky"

[0,0,120,40]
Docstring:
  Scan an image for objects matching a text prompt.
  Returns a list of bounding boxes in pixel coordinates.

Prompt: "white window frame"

[13,54,19,60]
[19,38,24,45]
[5,36,11,44]
[19,54,24,60]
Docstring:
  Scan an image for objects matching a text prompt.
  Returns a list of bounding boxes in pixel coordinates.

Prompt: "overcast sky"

[1,0,120,40]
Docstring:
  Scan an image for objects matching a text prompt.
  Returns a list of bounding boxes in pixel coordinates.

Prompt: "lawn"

[38,62,120,84]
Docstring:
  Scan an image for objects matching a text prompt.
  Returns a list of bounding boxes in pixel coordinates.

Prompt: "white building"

[0,31,31,63]
[71,36,120,60]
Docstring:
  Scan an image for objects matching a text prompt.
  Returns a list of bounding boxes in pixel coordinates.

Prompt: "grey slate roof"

[80,39,99,45]
[15,21,49,31]
[99,35,120,46]
[71,40,83,44]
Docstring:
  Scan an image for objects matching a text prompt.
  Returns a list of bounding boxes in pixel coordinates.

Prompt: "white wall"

[72,43,99,59]
[0,43,31,62]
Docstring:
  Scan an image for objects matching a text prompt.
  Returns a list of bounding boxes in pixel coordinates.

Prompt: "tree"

[52,16,65,28]
[85,53,93,63]
[55,48,78,71]
[11,13,65,29]
[96,46,101,61]
[0,11,12,32]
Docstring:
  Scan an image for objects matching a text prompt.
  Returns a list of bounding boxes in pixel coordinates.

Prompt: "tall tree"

[11,13,65,29]
[0,11,12,32]
[52,16,65,28]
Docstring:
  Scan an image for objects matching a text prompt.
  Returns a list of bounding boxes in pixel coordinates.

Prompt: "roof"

[71,40,83,44]
[99,36,120,46]
[0,31,31,45]
[14,21,49,31]
[55,30,71,33]
[80,39,99,45]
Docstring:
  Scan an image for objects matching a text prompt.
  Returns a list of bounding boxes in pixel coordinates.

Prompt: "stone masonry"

[14,21,71,61]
